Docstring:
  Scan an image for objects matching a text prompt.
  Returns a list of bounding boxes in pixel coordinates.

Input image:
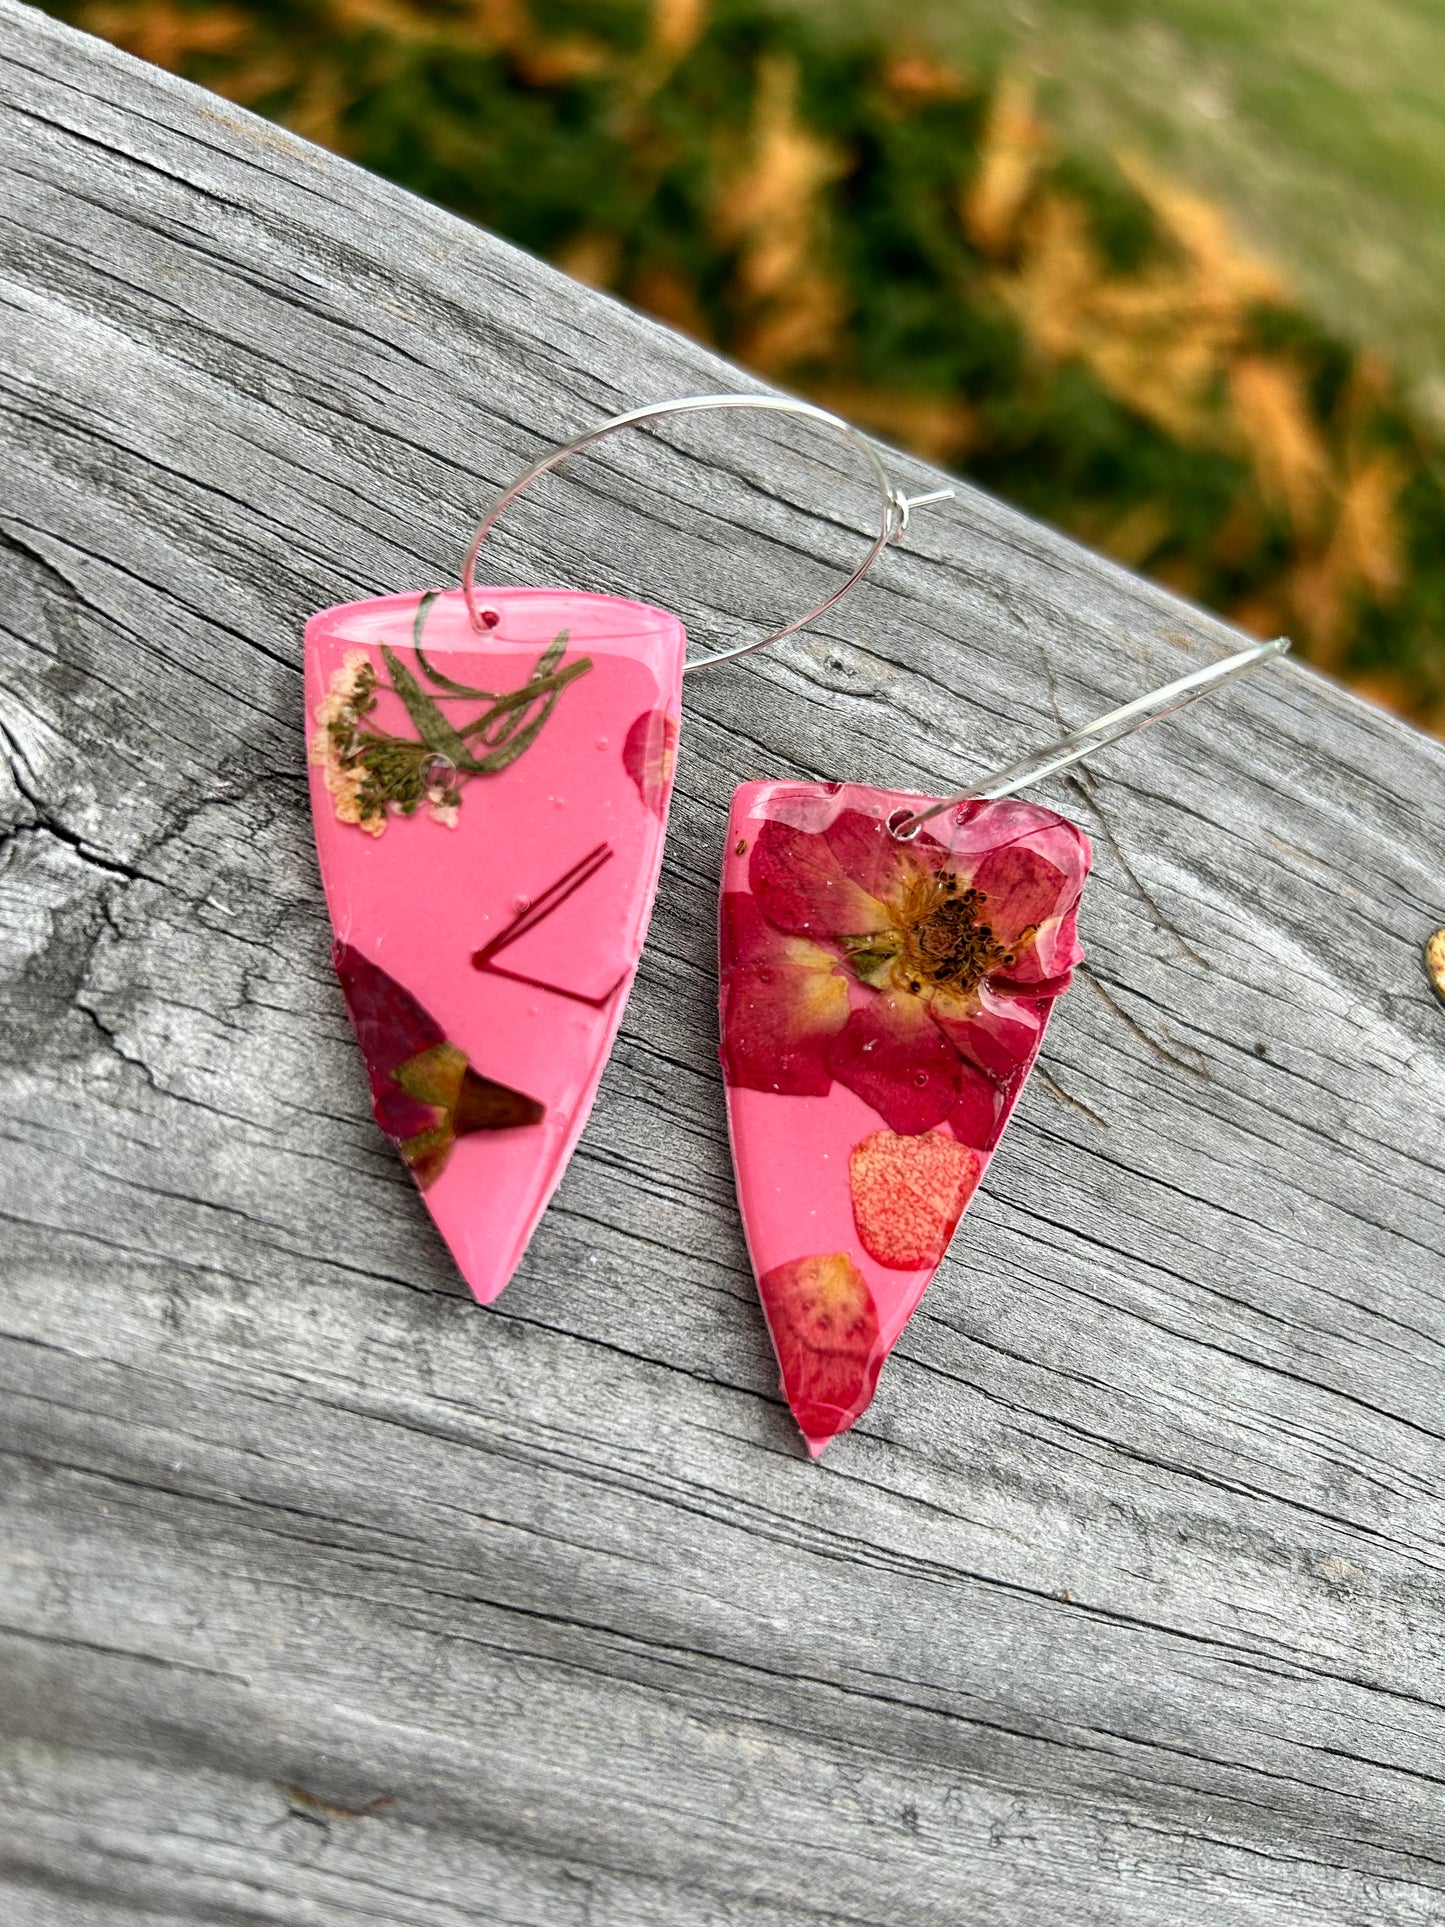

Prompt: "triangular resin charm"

[308,586,684,1302]
[719,781,1091,1454]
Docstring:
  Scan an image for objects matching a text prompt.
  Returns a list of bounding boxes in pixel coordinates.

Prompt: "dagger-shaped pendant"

[307,585,684,1302]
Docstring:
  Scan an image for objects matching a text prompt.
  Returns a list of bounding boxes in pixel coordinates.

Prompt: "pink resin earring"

[719,639,1289,1455]
[306,395,953,1303]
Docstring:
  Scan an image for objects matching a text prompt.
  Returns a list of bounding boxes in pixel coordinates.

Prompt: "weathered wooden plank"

[1,4,1443,1922]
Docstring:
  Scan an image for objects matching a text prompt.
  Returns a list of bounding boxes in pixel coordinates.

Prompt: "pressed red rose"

[718,892,849,1096]
[333,943,544,1189]
[758,1252,881,1450]
[724,801,1089,1141]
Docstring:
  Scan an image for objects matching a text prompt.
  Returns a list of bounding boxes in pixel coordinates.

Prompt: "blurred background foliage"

[46,0,1445,728]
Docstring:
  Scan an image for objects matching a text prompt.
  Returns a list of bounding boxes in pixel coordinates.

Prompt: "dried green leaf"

[462,656,594,746]
[466,631,577,748]
[411,590,503,700]
[380,643,480,770]
[534,629,568,679]
[469,687,568,771]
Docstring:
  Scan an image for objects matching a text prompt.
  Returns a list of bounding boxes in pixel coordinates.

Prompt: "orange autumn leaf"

[77,0,250,66]
[1230,356,1333,535]
[962,70,1048,260]
[712,52,848,371]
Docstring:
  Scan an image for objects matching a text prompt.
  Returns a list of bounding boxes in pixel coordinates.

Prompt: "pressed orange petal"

[849,1128,982,1269]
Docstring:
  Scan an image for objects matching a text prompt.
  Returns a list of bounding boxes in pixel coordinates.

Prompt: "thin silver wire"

[460,393,954,672]
[460,394,1287,819]
[889,636,1291,838]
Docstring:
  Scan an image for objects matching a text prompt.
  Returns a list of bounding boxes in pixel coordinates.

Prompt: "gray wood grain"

[2,5,1444,1921]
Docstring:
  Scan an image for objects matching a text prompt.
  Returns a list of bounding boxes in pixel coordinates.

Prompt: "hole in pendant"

[479,607,501,630]
[888,806,922,842]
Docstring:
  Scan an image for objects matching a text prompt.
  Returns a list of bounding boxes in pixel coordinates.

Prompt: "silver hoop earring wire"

[461,393,1289,820]
[460,393,954,673]
[888,636,1291,840]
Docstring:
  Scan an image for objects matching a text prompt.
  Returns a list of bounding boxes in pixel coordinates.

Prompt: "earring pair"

[305,396,1286,1454]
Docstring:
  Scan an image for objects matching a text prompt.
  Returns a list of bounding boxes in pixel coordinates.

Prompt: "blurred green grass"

[45,0,1445,729]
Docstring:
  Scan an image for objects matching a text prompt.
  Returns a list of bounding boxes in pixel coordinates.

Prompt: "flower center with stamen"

[896,874,1025,997]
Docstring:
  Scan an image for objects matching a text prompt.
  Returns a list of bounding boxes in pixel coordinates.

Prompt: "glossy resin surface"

[307,586,684,1302]
[720,781,1091,1454]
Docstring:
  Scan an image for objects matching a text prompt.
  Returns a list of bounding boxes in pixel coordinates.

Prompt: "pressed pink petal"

[758,1252,882,1451]
[333,939,444,1071]
[622,708,678,817]
[719,892,850,1096]
[947,1061,1010,1152]
[333,941,447,1140]
[849,1129,983,1270]
[750,815,895,938]
[990,916,1082,995]
[968,844,1070,949]
[945,798,1089,872]
[822,808,943,908]
[332,944,544,1173]
[1030,899,1087,985]
[930,982,1044,1082]
[990,969,1076,1000]
[828,989,966,1134]
[943,806,1086,954]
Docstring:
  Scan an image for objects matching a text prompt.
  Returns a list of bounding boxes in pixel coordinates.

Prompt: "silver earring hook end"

[889,635,1291,839]
[887,486,956,543]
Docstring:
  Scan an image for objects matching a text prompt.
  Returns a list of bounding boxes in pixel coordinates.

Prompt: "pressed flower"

[757,1252,881,1452]
[310,648,388,832]
[623,708,679,816]
[332,942,543,1189]
[722,783,1093,1457]
[719,892,849,1095]
[728,801,1090,1140]
[426,781,461,828]
[311,596,593,835]
[849,1128,982,1269]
